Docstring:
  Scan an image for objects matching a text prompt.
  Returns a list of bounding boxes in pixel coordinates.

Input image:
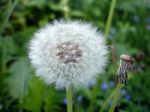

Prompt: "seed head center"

[56,42,82,64]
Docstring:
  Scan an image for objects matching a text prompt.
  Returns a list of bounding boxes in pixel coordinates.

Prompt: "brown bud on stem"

[116,54,134,85]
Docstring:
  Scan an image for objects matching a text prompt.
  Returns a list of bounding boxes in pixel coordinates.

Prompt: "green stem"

[66,86,73,112]
[104,0,117,39]
[100,84,123,112]
[109,84,123,112]
[99,88,116,112]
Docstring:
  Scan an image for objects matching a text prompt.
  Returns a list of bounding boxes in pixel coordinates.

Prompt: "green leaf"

[5,57,32,99]
[1,36,19,55]
[26,0,48,7]
[44,86,62,112]
[23,76,63,112]
[23,76,45,112]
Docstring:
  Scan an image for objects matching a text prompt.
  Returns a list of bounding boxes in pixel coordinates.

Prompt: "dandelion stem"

[66,86,73,112]
[99,84,123,112]
[109,84,123,112]
[104,0,117,39]
[99,88,116,112]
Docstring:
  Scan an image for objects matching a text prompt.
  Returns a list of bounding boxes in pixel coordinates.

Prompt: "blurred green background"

[0,0,150,112]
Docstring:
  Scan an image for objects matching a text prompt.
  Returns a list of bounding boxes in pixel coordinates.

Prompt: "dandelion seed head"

[29,20,108,89]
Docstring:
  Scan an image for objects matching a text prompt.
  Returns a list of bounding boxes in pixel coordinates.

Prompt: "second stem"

[66,86,73,112]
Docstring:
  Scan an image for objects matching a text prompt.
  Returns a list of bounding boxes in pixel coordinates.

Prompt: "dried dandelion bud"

[116,54,134,85]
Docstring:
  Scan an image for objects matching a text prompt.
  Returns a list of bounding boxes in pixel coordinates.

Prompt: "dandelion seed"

[29,20,108,89]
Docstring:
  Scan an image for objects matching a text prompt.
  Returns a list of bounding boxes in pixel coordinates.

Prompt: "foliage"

[0,0,150,112]
[5,57,32,99]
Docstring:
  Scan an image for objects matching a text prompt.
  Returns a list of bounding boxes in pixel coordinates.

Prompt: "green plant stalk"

[98,0,117,111]
[63,1,71,110]
[66,86,73,112]
[100,84,123,112]
[109,84,123,112]
[104,0,117,39]
[99,87,116,112]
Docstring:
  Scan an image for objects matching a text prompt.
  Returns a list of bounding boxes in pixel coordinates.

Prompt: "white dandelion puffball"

[29,20,108,89]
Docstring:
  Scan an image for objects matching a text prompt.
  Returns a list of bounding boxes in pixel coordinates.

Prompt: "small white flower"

[28,20,108,89]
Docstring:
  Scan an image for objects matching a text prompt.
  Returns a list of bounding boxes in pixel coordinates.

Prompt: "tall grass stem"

[104,0,117,39]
